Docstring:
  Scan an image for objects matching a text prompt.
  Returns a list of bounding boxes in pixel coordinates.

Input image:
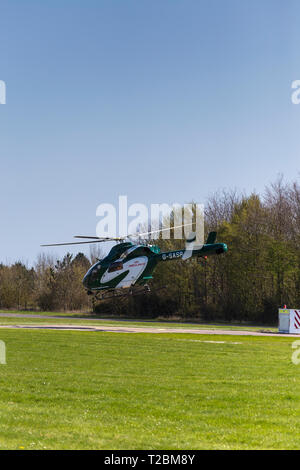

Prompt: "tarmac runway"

[0,322,298,337]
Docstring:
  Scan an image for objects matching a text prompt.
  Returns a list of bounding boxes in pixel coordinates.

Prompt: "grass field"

[0,326,299,449]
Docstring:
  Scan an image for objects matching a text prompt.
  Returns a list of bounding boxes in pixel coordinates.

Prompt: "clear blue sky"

[0,0,299,265]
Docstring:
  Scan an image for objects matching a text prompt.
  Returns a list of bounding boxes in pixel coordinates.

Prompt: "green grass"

[0,329,299,449]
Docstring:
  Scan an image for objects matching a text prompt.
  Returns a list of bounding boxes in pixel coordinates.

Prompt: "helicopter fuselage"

[83,240,227,293]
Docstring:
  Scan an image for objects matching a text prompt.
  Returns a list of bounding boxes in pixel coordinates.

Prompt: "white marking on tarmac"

[177,339,242,344]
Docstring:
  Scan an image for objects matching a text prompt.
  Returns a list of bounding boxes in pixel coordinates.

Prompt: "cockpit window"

[108,261,123,273]
[120,246,138,260]
[89,264,101,280]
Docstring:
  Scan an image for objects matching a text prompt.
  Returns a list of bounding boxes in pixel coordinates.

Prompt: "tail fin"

[206,231,217,245]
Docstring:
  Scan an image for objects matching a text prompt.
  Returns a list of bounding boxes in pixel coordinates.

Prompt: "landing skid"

[92,284,168,302]
[93,284,151,302]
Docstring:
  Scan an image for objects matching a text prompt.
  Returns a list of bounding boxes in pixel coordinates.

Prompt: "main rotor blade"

[41,223,195,247]
[74,236,124,241]
[74,236,105,240]
[41,239,113,247]
[128,223,194,239]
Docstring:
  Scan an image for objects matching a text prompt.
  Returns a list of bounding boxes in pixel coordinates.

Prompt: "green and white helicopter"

[42,226,227,300]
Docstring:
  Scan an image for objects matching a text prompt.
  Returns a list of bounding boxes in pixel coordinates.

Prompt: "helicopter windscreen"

[119,246,139,260]
[108,261,123,273]
[89,264,101,280]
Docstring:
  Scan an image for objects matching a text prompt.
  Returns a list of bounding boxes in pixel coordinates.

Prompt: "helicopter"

[42,226,228,300]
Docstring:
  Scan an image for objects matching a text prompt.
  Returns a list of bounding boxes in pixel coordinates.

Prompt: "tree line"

[1,176,300,324]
